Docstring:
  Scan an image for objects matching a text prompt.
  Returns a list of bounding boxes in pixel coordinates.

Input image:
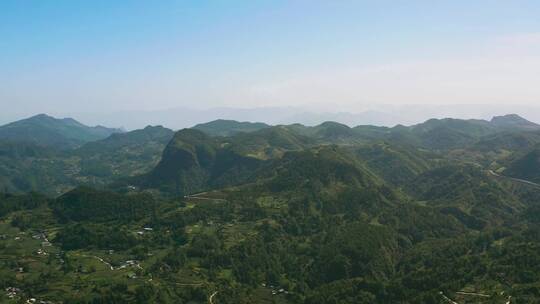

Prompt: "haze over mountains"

[4,104,540,131]
[4,1,540,302]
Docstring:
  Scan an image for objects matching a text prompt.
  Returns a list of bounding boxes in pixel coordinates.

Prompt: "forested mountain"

[140,128,265,194]
[131,127,314,194]
[490,114,540,130]
[2,114,540,303]
[192,119,270,136]
[0,114,122,149]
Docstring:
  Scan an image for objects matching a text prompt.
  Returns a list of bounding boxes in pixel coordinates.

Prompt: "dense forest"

[1,114,540,303]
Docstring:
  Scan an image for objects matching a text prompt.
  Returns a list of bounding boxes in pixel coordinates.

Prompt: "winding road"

[488,170,540,188]
[80,254,114,270]
[184,192,228,202]
[455,291,490,297]
[439,291,458,304]
[185,196,228,202]
[209,291,218,304]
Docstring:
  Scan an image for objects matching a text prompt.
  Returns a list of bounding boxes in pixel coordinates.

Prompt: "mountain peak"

[20,114,79,126]
[490,114,539,129]
[28,113,54,120]
[317,121,350,128]
[0,114,122,148]
[491,113,527,122]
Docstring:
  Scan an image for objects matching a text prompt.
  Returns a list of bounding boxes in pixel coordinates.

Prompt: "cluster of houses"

[55,252,65,264]
[136,227,153,236]
[31,232,52,256]
[32,232,51,247]
[117,259,143,271]
[261,283,289,296]
[4,286,53,303]
[5,287,20,299]
[120,260,143,280]
[25,298,53,304]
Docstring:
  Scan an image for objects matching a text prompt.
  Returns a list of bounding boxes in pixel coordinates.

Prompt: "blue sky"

[1,0,540,117]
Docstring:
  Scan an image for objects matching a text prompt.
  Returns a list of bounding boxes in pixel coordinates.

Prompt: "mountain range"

[5,104,540,130]
[1,113,540,303]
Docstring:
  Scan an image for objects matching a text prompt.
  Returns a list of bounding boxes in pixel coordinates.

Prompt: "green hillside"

[505,148,540,183]
[353,143,434,187]
[471,131,540,152]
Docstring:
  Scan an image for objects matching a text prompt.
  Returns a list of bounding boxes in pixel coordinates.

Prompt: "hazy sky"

[1,0,540,118]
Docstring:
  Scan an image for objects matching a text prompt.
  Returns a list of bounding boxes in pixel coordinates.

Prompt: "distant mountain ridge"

[0,114,122,148]
[192,119,270,136]
[29,104,540,130]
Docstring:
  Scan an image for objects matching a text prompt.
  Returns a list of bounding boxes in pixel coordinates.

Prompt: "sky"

[1,0,540,123]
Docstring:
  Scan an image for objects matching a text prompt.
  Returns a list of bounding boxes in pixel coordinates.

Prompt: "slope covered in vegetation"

[1,115,540,303]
